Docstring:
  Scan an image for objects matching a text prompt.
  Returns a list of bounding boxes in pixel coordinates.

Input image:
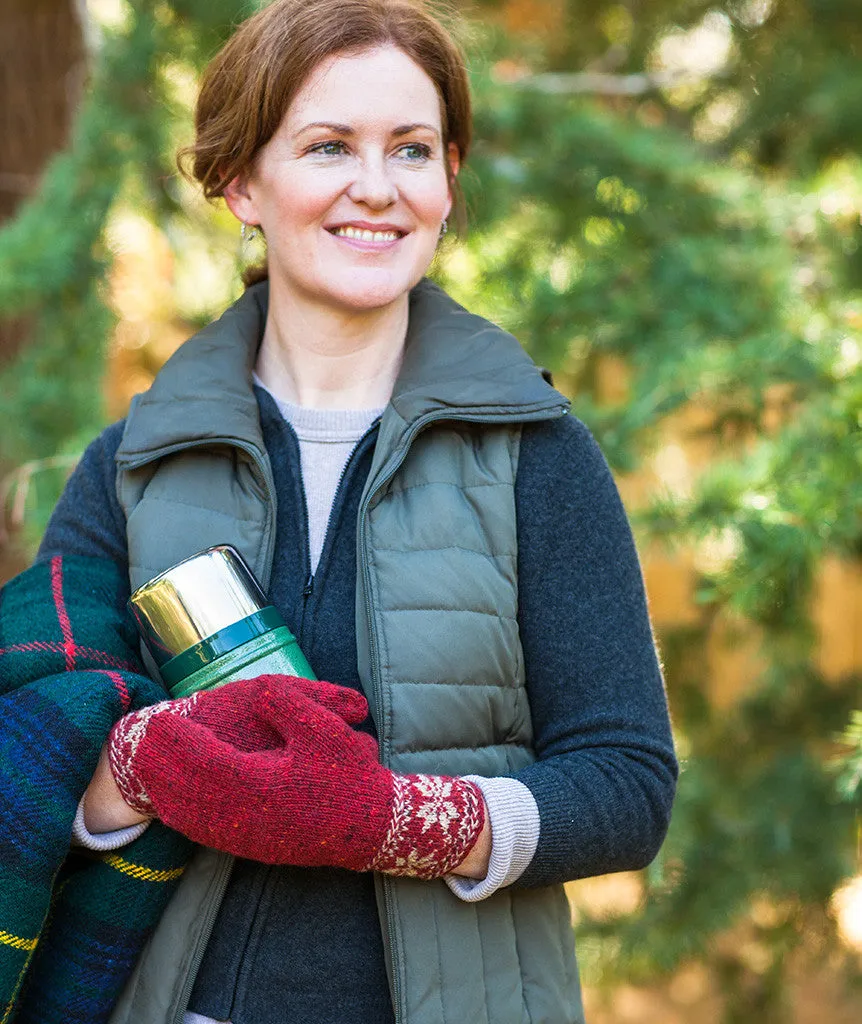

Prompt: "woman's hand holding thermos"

[106,674,363,818]
[107,673,487,879]
[106,546,488,878]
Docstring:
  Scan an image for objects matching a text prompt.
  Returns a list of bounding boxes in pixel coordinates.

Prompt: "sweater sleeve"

[37,420,129,569]
[512,413,678,887]
[36,421,140,850]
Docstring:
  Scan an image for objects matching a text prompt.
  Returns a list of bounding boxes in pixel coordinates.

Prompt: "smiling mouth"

[328,226,405,242]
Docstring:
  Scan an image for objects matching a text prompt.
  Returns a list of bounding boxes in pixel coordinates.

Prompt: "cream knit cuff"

[71,794,151,851]
[444,776,540,902]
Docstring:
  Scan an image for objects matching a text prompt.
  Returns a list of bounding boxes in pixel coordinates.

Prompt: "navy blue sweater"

[39,386,677,1024]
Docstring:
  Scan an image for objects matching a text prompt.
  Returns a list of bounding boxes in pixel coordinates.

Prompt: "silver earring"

[439,220,448,238]
[241,222,260,243]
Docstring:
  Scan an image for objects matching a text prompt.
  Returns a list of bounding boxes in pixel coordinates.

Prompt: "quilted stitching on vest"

[365,423,534,777]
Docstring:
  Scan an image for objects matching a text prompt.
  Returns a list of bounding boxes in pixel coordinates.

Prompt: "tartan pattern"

[0,556,192,1023]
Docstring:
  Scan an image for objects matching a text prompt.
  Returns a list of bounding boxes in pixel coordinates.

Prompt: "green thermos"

[129,544,316,698]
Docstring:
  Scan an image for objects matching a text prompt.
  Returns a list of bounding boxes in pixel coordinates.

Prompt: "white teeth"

[332,226,400,242]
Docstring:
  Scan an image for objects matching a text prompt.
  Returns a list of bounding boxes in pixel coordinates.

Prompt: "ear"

[223,173,259,227]
[444,143,461,221]
[446,142,461,180]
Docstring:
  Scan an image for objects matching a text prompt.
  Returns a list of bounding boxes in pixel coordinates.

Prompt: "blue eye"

[399,143,432,161]
[309,140,347,156]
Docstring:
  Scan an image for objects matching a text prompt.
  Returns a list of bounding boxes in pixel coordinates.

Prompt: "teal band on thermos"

[160,605,284,687]
[166,626,317,698]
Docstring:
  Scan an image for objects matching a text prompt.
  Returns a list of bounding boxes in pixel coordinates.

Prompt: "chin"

[327,267,427,312]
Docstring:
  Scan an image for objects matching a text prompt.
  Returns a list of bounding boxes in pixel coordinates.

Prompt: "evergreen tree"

[0,1,859,1018]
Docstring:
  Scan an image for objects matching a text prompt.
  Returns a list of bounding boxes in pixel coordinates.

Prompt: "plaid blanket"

[0,555,192,1024]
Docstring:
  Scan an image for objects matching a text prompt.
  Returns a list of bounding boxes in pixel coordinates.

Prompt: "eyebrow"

[296,121,441,138]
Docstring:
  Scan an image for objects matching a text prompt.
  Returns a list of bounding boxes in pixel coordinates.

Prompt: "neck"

[254,287,408,410]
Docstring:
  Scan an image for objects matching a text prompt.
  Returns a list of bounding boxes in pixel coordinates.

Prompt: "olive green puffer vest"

[108,280,584,1024]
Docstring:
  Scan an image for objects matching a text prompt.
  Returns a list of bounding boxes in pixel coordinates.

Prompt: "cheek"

[404,171,452,225]
[259,170,342,227]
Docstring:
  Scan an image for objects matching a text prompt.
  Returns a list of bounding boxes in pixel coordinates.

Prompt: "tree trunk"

[0,0,86,577]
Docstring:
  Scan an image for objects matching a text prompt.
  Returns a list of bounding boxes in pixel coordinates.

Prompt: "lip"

[325,222,408,252]
[325,221,409,234]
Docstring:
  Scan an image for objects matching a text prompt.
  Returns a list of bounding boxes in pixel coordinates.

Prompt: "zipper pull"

[303,574,314,600]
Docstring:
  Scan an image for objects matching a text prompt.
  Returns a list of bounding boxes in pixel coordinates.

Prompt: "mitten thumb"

[256,674,369,726]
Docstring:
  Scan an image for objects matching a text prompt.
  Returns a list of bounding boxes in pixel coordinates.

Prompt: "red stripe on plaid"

[102,671,131,711]
[50,557,76,671]
[0,641,138,671]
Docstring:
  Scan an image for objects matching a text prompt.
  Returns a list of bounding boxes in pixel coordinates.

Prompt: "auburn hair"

[180,0,471,282]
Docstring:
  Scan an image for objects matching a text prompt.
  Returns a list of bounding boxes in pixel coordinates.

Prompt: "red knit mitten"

[111,675,485,878]
[108,675,367,816]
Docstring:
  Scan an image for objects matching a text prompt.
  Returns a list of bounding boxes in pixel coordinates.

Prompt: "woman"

[1,1,677,1021]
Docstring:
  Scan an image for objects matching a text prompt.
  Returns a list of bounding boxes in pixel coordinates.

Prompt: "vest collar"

[394,278,568,423]
[117,278,568,464]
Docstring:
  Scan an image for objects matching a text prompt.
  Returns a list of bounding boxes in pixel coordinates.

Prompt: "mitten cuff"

[108,694,199,815]
[369,774,486,880]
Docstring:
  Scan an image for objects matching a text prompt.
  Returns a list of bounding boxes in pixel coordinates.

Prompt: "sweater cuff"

[444,776,540,903]
[71,794,151,851]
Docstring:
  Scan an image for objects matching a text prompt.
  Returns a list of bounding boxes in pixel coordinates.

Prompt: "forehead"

[285,45,444,131]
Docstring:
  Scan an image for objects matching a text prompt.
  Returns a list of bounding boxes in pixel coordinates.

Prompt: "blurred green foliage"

[0,0,860,1018]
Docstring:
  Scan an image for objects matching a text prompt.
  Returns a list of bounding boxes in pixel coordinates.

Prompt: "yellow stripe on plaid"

[103,854,185,883]
[1,925,41,1022]
[0,929,38,952]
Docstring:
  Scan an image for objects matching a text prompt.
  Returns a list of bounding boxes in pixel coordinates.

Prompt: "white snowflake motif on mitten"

[413,775,460,835]
[370,773,486,880]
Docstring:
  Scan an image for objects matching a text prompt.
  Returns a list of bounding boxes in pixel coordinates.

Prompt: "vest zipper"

[357,403,566,1023]
[295,422,376,645]
[299,572,314,647]
[170,852,234,1024]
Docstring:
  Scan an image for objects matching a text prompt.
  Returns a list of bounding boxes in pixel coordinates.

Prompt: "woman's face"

[225,45,458,317]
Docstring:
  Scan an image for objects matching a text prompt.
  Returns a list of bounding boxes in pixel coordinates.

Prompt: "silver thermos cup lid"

[128,545,268,667]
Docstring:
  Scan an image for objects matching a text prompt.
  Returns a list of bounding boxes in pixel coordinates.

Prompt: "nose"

[347,154,398,209]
